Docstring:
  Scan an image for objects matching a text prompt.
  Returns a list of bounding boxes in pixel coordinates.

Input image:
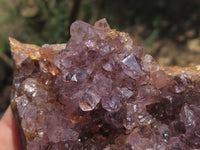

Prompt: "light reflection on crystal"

[79,91,100,111]
[119,87,134,99]
[71,74,78,82]
[102,63,112,71]
[122,53,141,72]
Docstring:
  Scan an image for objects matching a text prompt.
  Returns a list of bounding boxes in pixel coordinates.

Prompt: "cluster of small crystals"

[11,19,200,150]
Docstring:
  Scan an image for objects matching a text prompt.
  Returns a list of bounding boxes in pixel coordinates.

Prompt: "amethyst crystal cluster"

[10,19,200,150]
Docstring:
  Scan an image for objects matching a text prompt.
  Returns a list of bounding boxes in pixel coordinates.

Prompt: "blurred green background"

[0,0,200,116]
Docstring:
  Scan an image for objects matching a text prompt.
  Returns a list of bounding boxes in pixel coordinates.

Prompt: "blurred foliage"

[0,0,71,46]
[145,16,161,48]
[0,0,200,52]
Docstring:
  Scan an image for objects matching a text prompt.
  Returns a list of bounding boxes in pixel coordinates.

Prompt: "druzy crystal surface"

[10,19,200,150]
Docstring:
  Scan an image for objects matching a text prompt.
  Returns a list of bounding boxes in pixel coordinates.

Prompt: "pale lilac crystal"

[94,18,111,38]
[94,18,110,32]
[122,53,141,72]
[102,63,113,71]
[54,50,72,73]
[180,105,196,131]
[11,19,200,150]
[101,94,122,112]
[141,54,159,73]
[70,20,95,43]
[93,73,113,96]
[23,78,38,95]
[48,127,78,143]
[123,103,139,130]
[71,68,88,83]
[119,87,134,99]
[79,90,101,111]
[126,125,156,149]
[150,70,168,89]
[13,51,28,67]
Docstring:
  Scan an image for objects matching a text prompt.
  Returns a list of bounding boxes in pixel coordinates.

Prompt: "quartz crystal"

[10,19,200,150]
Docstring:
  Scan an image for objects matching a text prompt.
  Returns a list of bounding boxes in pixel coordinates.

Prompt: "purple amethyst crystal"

[10,19,200,150]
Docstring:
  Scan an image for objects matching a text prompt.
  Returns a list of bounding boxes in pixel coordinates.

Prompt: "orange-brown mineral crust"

[10,19,200,150]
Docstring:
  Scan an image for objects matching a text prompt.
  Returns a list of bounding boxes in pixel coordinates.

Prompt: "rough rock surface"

[10,19,200,150]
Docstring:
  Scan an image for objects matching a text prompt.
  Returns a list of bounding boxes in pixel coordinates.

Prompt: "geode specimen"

[10,19,200,150]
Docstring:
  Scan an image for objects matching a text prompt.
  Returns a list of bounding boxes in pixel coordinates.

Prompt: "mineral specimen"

[10,19,200,150]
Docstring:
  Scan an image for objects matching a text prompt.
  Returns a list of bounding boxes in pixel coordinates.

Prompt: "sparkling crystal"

[180,105,196,130]
[54,50,72,73]
[119,87,134,99]
[79,91,101,111]
[10,19,200,150]
[71,74,78,82]
[13,51,28,67]
[93,73,113,96]
[70,20,94,43]
[102,94,122,112]
[122,53,141,72]
[141,54,159,73]
[102,63,113,71]
[23,78,38,93]
[94,18,110,32]
[174,85,185,93]
[94,18,110,38]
